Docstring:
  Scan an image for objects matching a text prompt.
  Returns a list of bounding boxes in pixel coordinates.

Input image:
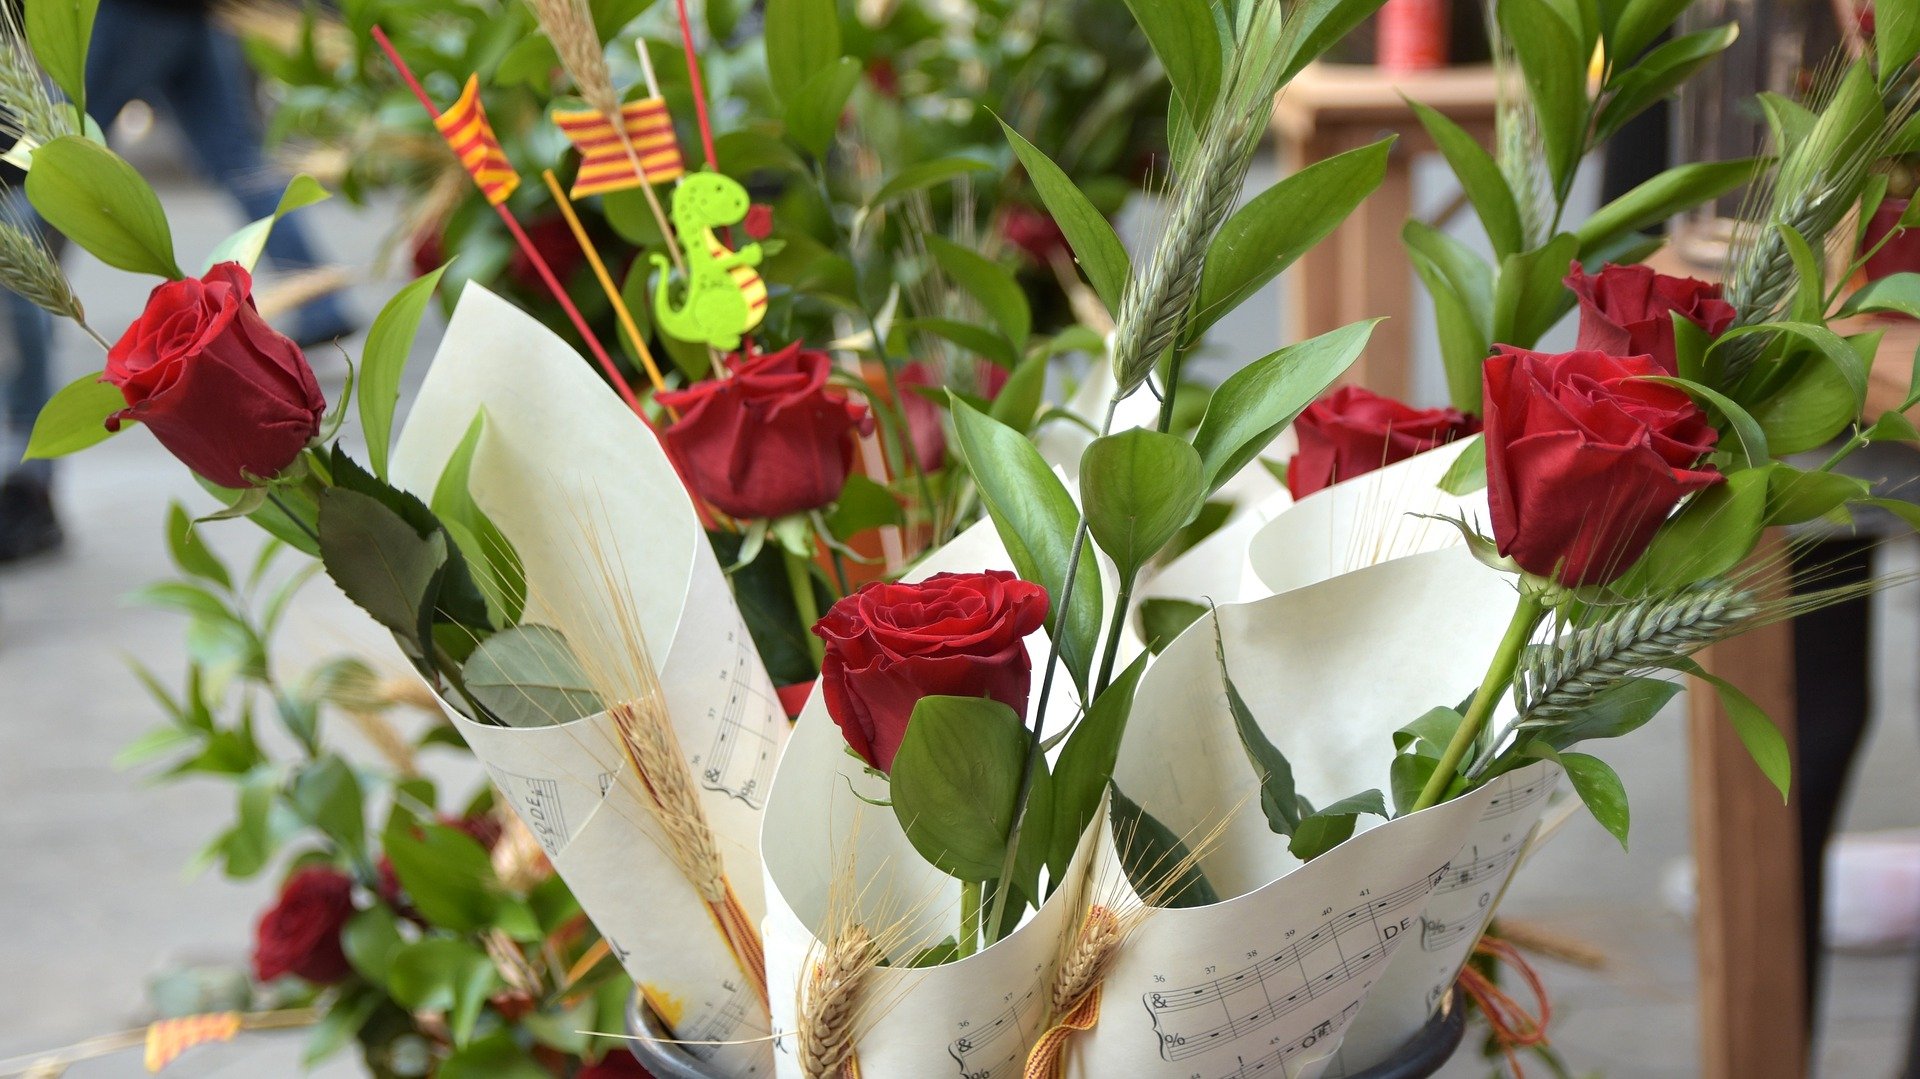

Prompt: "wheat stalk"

[0,1,70,151]
[0,199,81,323]
[798,923,876,1079]
[1048,906,1121,1017]
[527,0,619,117]
[1514,583,1758,722]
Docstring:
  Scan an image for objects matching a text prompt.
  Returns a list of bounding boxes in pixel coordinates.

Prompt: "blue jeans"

[84,0,351,339]
[3,285,52,484]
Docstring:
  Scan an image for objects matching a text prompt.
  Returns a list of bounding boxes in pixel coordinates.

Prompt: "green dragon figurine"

[650,170,766,352]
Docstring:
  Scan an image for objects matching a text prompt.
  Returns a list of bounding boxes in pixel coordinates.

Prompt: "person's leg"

[81,0,191,136]
[155,21,353,342]
[1789,536,1877,1016]
[0,277,61,560]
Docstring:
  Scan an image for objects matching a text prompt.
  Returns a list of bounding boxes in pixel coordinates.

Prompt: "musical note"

[691,620,782,808]
[1480,769,1552,821]
[676,977,766,1072]
[1143,873,1442,1062]
[1212,1001,1362,1079]
[949,981,1041,1078]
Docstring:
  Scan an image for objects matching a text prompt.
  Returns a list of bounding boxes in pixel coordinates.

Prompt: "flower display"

[1285,385,1480,498]
[251,865,356,984]
[102,262,325,488]
[1483,347,1721,586]
[813,570,1048,772]
[657,343,874,520]
[1564,261,1735,375]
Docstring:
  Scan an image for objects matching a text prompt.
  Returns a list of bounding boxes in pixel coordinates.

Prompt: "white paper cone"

[392,285,786,1074]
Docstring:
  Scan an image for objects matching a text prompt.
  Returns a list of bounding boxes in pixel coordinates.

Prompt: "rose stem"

[1411,591,1548,813]
[784,546,826,668]
[957,880,981,959]
[984,394,1120,942]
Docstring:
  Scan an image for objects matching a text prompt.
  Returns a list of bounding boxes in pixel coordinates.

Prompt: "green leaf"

[197,475,320,558]
[999,121,1129,312]
[1277,0,1392,84]
[328,447,493,633]
[303,989,378,1067]
[360,269,445,481]
[290,756,365,856]
[1396,706,1464,756]
[1838,271,1920,318]
[1865,410,1920,443]
[1547,748,1631,848]
[1492,232,1580,348]
[26,136,181,278]
[1390,752,1441,817]
[1190,320,1378,492]
[763,0,840,106]
[903,316,1018,370]
[1575,159,1766,259]
[825,473,904,539]
[1594,25,1739,144]
[1409,101,1522,258]
[1288,790,1387,861]
[23,370,123,459]
[1049,654,1149,887]
[441,1032,550,1079]
[1119,0,1222,121]
[1528,676,1680,748]
[431,412,527,626]
[928,234,1031,347]
[1404,219,1495,411]
[785,55,860,159]
[341,905,405,987]
[1138,597,1207,653]
[26,0,99,114]
[383,820,502,931]
[869,156,996,208]
[1618,465,1769,592]
[1080,429,1205,580]
[204,175,330,272]
[888,696,1035,883]
[1879,0,1920,83]
[1216,618,1300,836]
[464,624,603,728]
[1110,785,1218,908]
[1687,664,1791,801]
[1191,140,1394,342]
[1437,436,1487,495]
[989,352,1049,434]
[1765,465,1871,525]
[1642,374,1769,469]
[1743,350,1864,455]
[949,396,1103,693]
[164,502,231,588]
[1499,0,1589,193]
[1606,0,1693,62]
[316,486,448,654]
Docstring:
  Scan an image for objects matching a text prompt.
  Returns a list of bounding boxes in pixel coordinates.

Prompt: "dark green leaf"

[26,136,181,278]
[1410,101,1522,257]
[1492,232,1580,348]
[949,396,1103,692]
[361,267,446,481]
[1048,653,1149,887]
[1120,0,1221,121]
[1745,349,1863,455]
[1404,219,1494,411]
[23,370,123,459]
[928,234,1031,347]
[1138,597,1207,653]
[1390,752,1441,817]
[1499,0,1589,192]
[1766,465,1872,525]
[888,696,1035,883]
[904,316,1018,369]
[464,624,603,727]
[764,0,840,106]
[999,121,1129,311]
[1595,25,1738,144]
[1191,320,1378,492]
[1575,159,1766,259]
[1618,465,1769,592]
[1688,664,1790,801]
[826,473,904,539]
[1607,0,1693,61]
[1216,618,1300,836]
[1642,374,1769,468]
[1529,676,1680,748]
[1110,785,1218,908]
[1277,0,1392,83]
[317,486,447,653]
[1547,748,1631,847]
[290,757,365,855]
[1879,0,1920,82]
[989,352,1049,434]
[383,821,501,931]
[341,905,405,988]
[1081,429,1205,579]
[785,56,860,159]
[1288,790,1388,860]
[869,156,996,207]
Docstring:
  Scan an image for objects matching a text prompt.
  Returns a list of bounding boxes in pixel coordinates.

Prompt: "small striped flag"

[434,74,519,205]
[554,97,686,198]
[143,1012,242,1071]
[713,232,768,330]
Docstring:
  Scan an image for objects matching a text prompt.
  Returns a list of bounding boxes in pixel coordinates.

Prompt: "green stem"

[267,491,320,546]
[1411,591,1547,813]
[784,547,826,668]
[1156,349,1187,434]
[1094,572,1135,696]
[957,880,981,959]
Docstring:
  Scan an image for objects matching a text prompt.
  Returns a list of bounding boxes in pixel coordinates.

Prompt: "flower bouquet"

[17,0,1920,1074]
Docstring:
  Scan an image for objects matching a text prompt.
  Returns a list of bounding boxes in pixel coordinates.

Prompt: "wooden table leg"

[1284,132,1346,348]
[1688,532,1807,1079]
[1342,135,1415,399]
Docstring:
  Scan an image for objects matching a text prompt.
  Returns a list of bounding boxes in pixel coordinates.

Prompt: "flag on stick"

[556,97,685,197]
[434,74,520,205]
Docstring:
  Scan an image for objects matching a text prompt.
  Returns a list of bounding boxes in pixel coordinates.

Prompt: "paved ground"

[0,129,1915,1077]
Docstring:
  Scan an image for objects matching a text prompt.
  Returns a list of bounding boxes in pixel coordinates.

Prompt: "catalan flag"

[714,232,768,331]
[434,74,519,205]
[554,96,686,198]
[144,1012,242,1071]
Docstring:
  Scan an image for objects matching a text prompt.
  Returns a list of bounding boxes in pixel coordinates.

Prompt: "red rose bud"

[657,344,874,520]
[1564,261,1735,375]
[1483,347,1721,587]
[899,361,1010,473]
[813,570,1049,773]
[103,263,326,488]
[578,1049,655,1078]
[743,203,775,241]
[251,865,356,984]
[1285,385,1480,499]
[1001,205,1071,266]
[508,215,585,293]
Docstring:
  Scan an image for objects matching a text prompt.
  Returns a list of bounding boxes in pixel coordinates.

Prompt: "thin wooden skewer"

[540,168,675,406]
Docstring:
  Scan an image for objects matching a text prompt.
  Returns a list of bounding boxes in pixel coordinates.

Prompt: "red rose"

[509,215,585,293]
[899,361,1010,473]
[813,570,1049,772]
[252,866,356,984]
[743,203,774,241]
[657,344,873,519]
[578,1049,655,1078]
[1483,347,1722,587]
[1001,206,1070,266]
[1285,385,1480,498]
[103,262,325,488]
[1564,261,1735,375]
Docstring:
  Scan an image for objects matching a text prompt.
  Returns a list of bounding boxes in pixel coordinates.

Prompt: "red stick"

[368,26,644,417]
[671,0,721,170]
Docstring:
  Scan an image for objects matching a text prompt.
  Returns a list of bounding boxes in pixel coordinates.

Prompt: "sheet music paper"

[392,285,784,1074]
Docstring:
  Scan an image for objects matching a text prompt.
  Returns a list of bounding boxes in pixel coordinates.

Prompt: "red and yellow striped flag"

[143,1012,242,1071]
[554,97,686,198]
[434,74,519,205]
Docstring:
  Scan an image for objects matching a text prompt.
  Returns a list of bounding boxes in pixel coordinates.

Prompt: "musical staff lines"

[695,622,781,808]
[1481,769,1554,821]
[1143,870,1444,1062]
[1211,1001,1362,1079]
[679,978,761,1069]
[1431,842,1521,896]
[949,982,1040,1078]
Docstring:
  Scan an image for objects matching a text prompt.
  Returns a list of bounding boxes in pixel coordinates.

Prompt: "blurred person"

[0,230,57,562]
[83,0,355,347]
